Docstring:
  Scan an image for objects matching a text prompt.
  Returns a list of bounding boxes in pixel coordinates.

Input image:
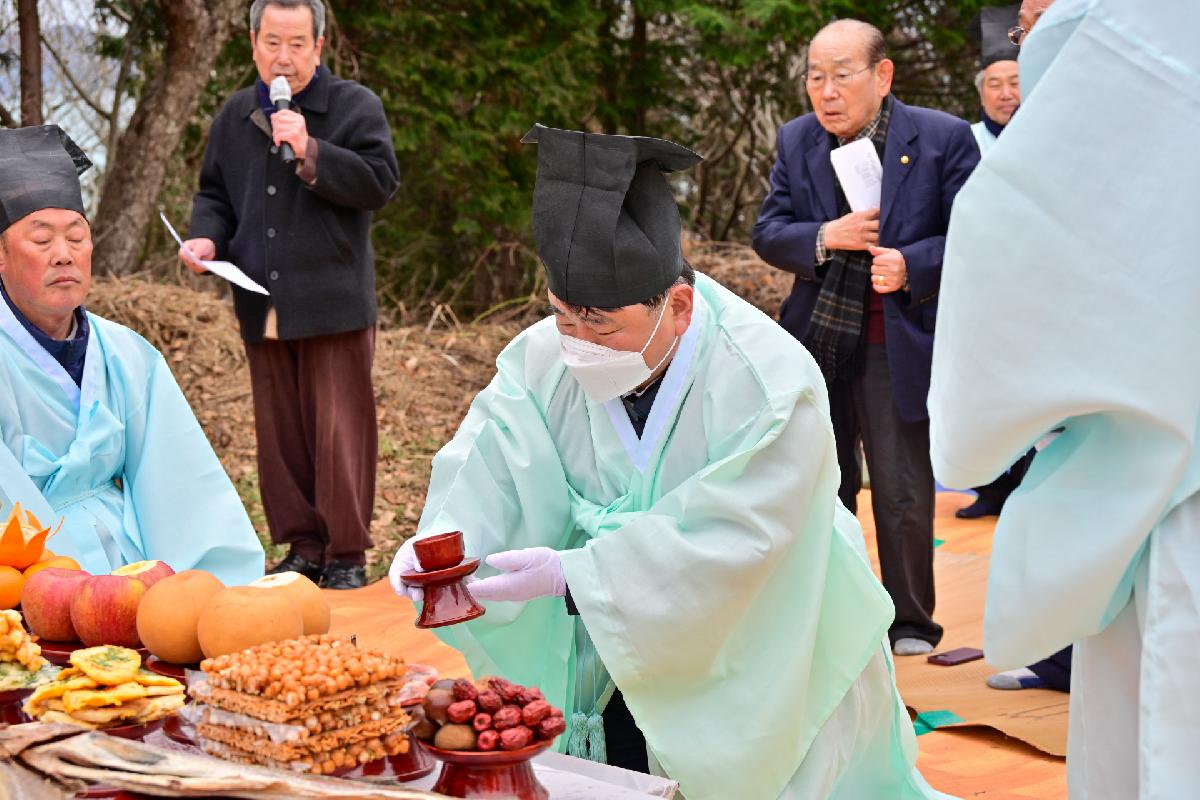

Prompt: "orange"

[0,566,24,610]
[23,555,81,580]
[40,549,56,560]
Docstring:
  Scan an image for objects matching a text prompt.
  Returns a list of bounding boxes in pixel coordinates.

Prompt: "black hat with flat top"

[971,4,1021,68]
[0,125,92,235]
[523,123,702,308]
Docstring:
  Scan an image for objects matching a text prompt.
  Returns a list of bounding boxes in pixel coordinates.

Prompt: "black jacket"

[189,71,400,342]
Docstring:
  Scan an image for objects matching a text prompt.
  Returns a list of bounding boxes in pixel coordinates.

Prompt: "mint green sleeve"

[559,388,894,800]
[417,327,580,716]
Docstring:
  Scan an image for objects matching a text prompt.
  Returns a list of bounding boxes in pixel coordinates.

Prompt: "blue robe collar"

[982,108,1011,139]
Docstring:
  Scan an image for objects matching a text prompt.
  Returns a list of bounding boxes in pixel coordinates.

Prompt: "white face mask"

[559,302,677,403]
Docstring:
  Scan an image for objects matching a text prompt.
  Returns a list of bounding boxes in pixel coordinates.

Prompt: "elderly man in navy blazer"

[752,19,979,656]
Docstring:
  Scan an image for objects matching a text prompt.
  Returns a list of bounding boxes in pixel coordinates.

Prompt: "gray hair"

[974,70,985,95]
[250,0,326,41]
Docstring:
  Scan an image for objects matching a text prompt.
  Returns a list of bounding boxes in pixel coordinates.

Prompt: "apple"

[70,574,147,647]
[21,567,92,642]
[110,560,175,589]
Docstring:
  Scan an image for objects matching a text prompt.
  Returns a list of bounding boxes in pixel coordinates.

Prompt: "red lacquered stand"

[420,739,553,800]
[399,558,485,629]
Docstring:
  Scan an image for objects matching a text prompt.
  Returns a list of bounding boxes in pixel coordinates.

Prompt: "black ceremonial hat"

[970,4,1021,68]
[0,125,92,235]
[522,124,702,308]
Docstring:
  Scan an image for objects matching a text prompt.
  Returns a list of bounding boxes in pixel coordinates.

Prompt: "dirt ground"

[87,241,789,580]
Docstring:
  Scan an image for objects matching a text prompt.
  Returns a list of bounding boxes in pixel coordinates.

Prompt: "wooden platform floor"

[858,489,1067,799]
[326,490,1068,799]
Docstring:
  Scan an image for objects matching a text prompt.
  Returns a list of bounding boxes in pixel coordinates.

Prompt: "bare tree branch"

[40,33,107,118]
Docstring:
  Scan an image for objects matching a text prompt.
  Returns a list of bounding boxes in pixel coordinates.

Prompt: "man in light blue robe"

[0,125,264,584]
[928,1,1199,796]
[392,125,952,799]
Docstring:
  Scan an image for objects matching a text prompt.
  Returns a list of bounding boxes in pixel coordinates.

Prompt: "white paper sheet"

[159,212,269,296]
[829,137,883,213]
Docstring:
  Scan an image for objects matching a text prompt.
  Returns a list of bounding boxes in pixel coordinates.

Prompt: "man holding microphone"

[181,0,399,589]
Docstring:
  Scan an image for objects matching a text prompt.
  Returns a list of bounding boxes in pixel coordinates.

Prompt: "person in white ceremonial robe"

[928,0,1200,796]
[0,125,264,584]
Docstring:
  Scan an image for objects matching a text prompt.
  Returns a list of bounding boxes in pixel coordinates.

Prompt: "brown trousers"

[245,328,377,566]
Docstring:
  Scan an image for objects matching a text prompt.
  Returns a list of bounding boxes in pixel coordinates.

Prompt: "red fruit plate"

[143,657,194,680]
[101,716,167,740]
[161,715,199,747]
[419,738,555,800]
[330,736,437,783]
[40,641,150,667]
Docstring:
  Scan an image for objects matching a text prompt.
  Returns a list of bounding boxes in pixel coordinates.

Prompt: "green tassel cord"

[584,712,606,763]
[566,711,607,764]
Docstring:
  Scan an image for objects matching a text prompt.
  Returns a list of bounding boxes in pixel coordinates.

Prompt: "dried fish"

[1,725,442,799]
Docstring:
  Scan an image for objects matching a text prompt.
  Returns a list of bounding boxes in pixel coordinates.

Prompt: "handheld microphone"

[269,76,296,164]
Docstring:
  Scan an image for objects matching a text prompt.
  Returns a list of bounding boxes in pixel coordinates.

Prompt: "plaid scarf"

[804,96,893,381]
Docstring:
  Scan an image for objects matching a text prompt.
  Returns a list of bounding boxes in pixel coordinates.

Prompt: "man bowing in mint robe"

[392,124,951,800]
[0,125,264,584]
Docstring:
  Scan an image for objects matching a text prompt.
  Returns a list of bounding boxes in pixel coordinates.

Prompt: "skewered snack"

[191,633,413,775]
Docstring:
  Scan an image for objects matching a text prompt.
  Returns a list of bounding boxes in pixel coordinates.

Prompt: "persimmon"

[0,566,25,610]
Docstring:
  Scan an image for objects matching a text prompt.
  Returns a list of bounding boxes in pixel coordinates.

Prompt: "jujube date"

[522,699,551,726]
[500,725,533,751]
[447,699,478,724]
[492,705,522,730]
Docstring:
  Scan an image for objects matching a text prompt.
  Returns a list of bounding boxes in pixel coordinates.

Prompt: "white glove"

[388,537,424,603]
[467,547,566,603]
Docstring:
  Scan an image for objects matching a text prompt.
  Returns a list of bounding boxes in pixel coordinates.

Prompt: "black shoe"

[267,551,324,583]
[322,561,367,590]
[955,496,1003,519]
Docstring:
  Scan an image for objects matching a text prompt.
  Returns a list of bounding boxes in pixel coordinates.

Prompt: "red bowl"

[413,531,466,571]
[419,738,555,800]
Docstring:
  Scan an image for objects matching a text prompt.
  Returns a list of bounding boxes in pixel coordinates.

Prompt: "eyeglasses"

[1008,25,1027,46]
[802,65,873,90]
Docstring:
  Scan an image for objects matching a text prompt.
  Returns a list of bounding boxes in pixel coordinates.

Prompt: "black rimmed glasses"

[802,65,873,90]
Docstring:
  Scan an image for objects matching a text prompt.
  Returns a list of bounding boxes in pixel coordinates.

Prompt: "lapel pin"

[900,155,910,165]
